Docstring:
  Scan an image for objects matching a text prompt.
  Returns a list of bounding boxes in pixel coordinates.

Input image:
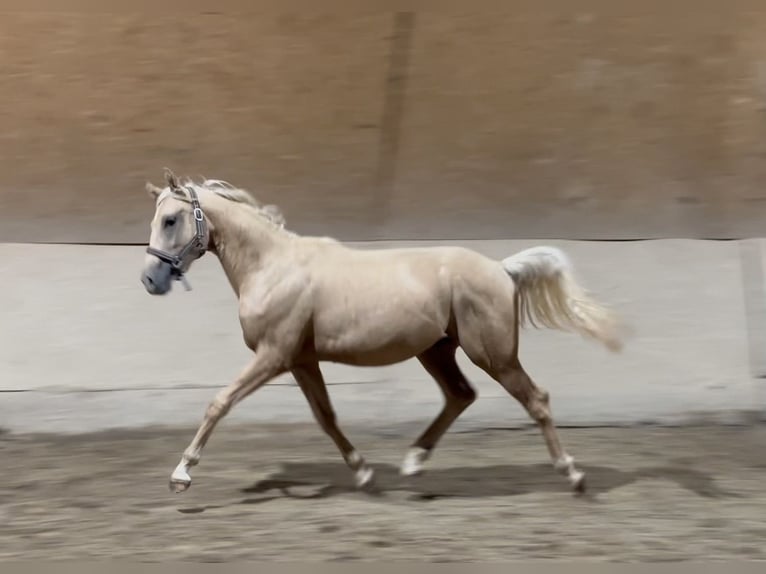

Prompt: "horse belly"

[313,298,447,366]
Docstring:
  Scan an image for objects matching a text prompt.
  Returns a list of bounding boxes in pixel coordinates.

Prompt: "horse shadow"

[176,456,740,514]
[247,459,739,499]
[178,461,742,514]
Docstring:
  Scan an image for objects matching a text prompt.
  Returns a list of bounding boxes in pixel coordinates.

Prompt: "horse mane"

[167,177,287,229]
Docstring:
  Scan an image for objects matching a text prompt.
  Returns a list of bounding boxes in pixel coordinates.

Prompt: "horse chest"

[237,282,311,348]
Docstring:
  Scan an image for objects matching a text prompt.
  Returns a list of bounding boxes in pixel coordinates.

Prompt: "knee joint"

[530,405,551,424]
[448,382,477,409]
[529,396,551,424]
[456,387,477,407]
[206,397,230,419]
[525,386,551,423]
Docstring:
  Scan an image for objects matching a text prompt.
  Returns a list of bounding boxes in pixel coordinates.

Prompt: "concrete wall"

[2,2,766,243]
[0,239,762,434]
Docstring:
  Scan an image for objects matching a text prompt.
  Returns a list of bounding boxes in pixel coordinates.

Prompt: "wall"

[2,2,766,243]
[0,239,761,434]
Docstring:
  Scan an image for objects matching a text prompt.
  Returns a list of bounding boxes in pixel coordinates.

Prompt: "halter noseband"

[146,186,207,291]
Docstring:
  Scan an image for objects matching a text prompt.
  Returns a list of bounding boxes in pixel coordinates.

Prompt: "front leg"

[170,351,285,493]
[291,361,374,489]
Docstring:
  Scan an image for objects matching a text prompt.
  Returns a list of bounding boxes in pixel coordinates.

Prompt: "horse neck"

[205,200,287,296]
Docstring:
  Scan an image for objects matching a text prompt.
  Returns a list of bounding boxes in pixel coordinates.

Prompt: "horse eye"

[164,217,177,229]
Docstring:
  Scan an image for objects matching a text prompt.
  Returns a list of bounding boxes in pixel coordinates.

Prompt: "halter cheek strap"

[146,186,207,291]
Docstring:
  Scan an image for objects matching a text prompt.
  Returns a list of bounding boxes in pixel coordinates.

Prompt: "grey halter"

[146,186,207,291]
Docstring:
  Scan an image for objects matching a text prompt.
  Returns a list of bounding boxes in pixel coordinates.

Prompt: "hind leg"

[497,362,586,492]
[455,287,586,493]
[401,337,477,476]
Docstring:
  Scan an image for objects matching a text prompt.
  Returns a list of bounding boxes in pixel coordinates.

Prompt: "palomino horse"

[141,169,623,495]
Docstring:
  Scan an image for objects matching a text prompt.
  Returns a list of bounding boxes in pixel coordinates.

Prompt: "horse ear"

[146,182,163,199]
[163,167,179,190]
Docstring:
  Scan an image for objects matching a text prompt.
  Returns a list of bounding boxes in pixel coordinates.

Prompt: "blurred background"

[5,2,766,243]
[1,0,765,562]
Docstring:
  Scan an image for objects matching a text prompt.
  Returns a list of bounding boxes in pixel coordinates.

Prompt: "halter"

[146,186,207,291]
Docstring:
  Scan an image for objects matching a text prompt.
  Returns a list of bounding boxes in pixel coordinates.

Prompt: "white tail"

[502,246,623,352]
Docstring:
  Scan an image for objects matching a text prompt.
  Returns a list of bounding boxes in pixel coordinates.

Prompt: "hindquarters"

[447,253,522,372]
[433,246,617,493]
[448,244,623,373]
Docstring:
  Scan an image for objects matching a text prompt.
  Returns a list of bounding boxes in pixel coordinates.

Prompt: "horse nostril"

[142,273,155,287]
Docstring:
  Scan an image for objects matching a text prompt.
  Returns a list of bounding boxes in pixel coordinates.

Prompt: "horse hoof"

[355,466,375,490]
[571,472,586,495]
[400,447,429,477]
[169,478,192,494]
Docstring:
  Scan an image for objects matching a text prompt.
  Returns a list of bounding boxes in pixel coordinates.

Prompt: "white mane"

[158,177,286,229]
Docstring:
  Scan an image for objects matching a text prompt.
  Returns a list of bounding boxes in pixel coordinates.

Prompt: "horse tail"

[501,246,623,352]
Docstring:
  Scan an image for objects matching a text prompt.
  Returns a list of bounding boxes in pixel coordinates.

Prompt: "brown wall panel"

[389,5,765,239]
[0,9,390,242]
[1,3,766,242]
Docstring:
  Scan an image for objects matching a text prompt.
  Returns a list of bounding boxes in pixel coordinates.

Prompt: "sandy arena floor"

[0,423,764,561]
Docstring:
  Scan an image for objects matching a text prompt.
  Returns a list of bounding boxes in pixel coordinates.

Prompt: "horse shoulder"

[237,266,314,348]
